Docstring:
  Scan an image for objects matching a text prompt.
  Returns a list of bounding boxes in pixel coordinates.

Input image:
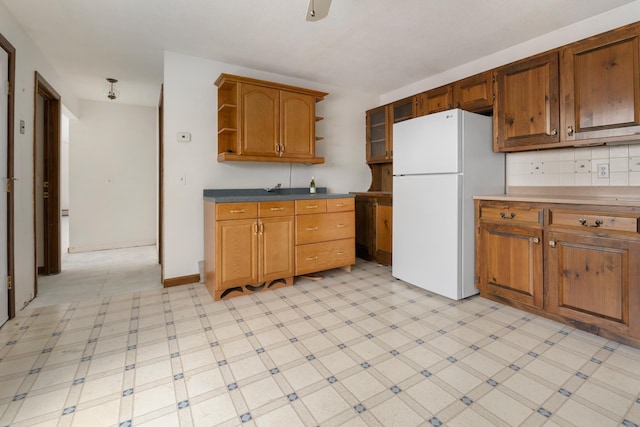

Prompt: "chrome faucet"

[264,183,282,192]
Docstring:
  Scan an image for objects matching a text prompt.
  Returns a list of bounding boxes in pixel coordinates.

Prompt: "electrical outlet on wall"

[597,163,610,178]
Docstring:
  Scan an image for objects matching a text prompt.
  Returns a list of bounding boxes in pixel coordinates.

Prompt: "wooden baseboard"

[164,274,200,288]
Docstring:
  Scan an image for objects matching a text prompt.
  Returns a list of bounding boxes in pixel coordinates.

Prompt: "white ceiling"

[2,0,637,107]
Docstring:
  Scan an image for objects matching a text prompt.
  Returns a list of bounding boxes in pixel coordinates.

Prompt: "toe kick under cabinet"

[475,197,640,347]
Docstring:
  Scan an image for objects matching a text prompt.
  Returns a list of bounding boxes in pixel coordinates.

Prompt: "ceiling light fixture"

[104,78,119,100]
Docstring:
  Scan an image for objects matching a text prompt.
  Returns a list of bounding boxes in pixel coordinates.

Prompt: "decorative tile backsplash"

[506,144,640,187]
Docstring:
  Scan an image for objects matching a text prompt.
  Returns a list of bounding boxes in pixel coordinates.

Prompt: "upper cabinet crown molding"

[215,73,328,164]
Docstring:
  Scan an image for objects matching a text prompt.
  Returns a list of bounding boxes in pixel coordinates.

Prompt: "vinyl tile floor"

[1,252,640,426]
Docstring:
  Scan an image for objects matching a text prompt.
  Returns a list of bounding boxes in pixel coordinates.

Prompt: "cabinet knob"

[549,128,558,136]
[533,236,540,244]
[567,126,574,136]
[549,238,557,248]
[500,212,516,220]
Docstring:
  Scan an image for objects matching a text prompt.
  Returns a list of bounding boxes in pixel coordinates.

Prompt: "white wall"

[61,114,70,212]
[162,52,375,279]
[0,2,80,309]
[69,100,156,252]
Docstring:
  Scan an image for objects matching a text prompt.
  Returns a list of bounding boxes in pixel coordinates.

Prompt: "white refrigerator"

[392,109,505,300]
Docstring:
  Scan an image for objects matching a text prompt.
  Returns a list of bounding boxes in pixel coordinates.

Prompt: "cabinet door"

[561,27,640,142]
[416,85,453,116]
[494,52,560,151]
[453,71,494,113]
[478,222,543,308]
[259,216,294,283]
[374,201,392,265]
[546,231,640,339]
[216,219,258,290]
[280,91,315,158]
[241,83,279,156]
[366,105,390,163]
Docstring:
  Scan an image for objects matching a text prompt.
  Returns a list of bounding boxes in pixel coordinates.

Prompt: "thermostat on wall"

[177,132,191,142]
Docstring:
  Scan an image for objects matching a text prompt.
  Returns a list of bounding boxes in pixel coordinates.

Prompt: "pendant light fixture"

[104,78,120,100]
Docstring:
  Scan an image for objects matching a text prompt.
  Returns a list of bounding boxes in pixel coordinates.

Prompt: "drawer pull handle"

[335,203,345,207]
[306,227,319,231]
[500,212,516,220]
[306,205,319,209]
[336,251,345,255]
[270,207,284,211]
[230,209,246,214]
[533,236,540,244]
[579,218,603,227]
[336,224,346,228]
[305,256,319,261]
[549,238,557,248]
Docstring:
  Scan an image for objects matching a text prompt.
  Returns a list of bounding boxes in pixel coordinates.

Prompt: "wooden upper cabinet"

[494,52,560,151]
[561,25,640,143]
[280,91,316,158]
[366,105,391,163]
[416,85,453,116]
[215,73,327,164]
[453,71,494,113]
[241,84,280,157]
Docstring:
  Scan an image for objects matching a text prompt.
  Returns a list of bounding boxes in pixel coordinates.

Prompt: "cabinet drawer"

[296,212,355,245]
[327,198,355,212]
[216,202,258,220]
[259,200,295,217]
[295,238,355,276]
[296,199,327,214]
[549,209,639,234]
[480,206,542,225]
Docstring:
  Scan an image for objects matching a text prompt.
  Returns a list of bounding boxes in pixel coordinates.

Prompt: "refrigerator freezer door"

[393,110,461,175]
[392,174,462,299]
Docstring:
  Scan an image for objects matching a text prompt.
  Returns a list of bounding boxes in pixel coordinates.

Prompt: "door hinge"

[7,276,12,291]
[43,191,49,199]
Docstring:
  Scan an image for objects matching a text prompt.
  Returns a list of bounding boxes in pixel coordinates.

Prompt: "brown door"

[546,231,640,338]
[478,222,543,308]
[494,52,560,151]
[240,83,279,157]
[259,216,294,282]
[34,72,61,280]
[0,33,15,320]
[561,26,640,142]
[280,91,314,158]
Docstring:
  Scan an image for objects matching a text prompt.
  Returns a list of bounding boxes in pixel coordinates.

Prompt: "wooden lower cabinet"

[205,196,355,300]
[295,197,356,275]
[205,200,294,300]
[353,193,392,265]
[546,230,640,340]
[476,199,640,347]
[478,222,543,308]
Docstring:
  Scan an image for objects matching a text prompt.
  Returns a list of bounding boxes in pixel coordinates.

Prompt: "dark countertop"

[203,187,355,203]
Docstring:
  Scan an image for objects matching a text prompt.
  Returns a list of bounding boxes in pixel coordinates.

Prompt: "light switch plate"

[574,159,590,174]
